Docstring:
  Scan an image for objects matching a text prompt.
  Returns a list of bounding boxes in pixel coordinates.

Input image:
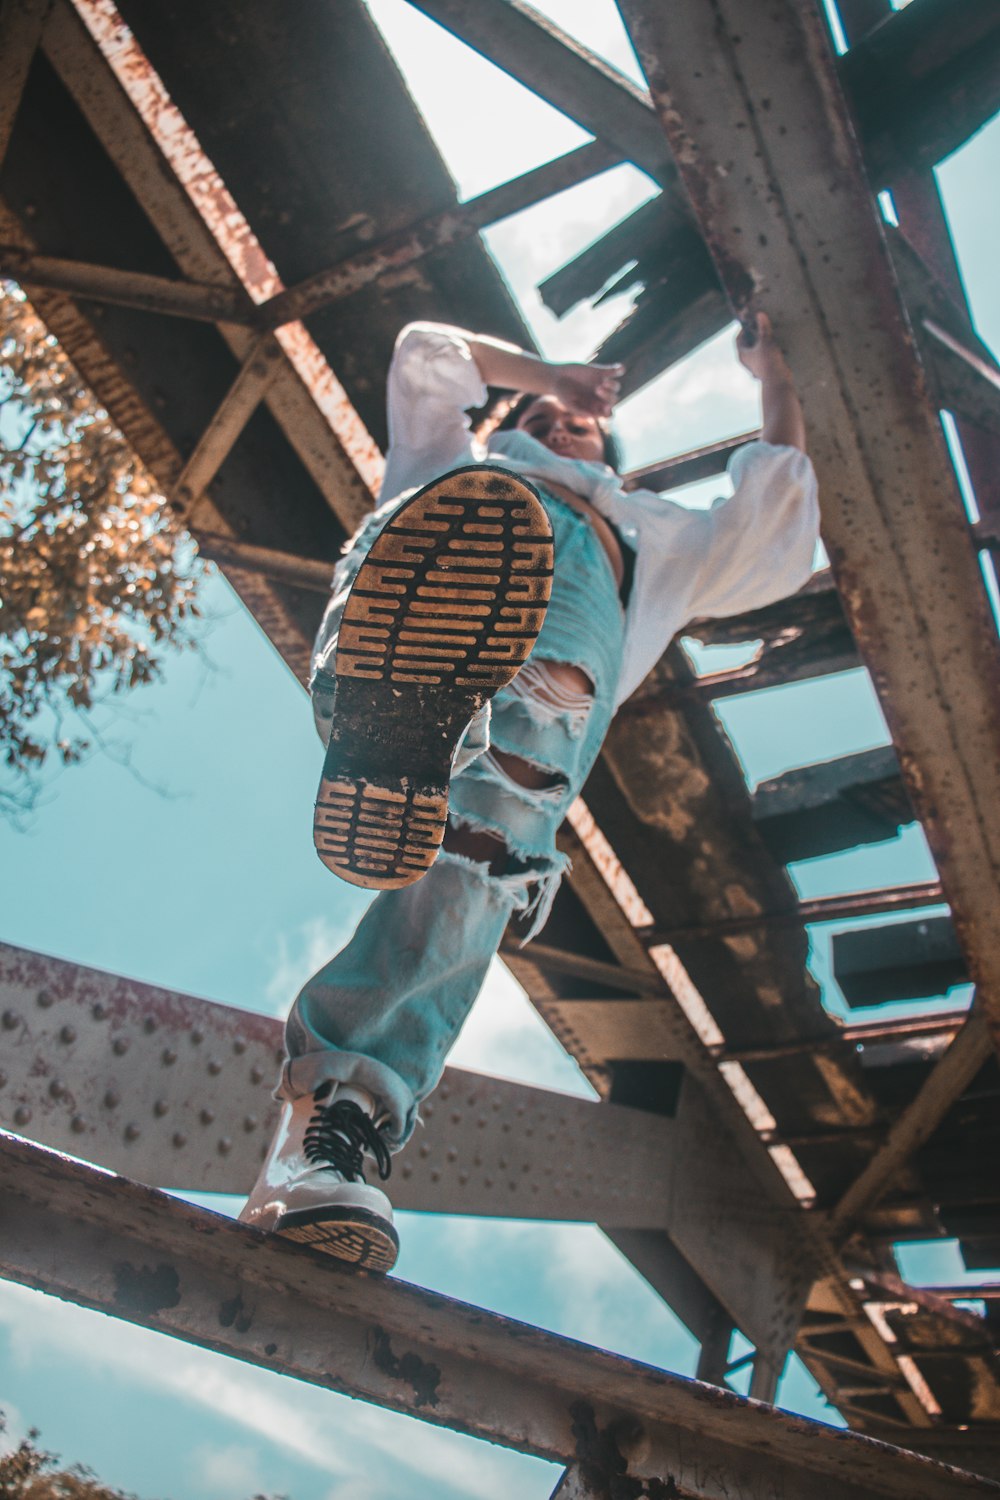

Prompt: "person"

[239,313,818,1271]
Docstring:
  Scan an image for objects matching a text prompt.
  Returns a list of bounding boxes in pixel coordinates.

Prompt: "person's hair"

[495,391,623,473]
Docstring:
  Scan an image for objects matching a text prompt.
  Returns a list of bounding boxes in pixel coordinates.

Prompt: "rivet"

[49,1079,66,1099]
[419,1143,430,1158]
[36,989,53,1008]
[104,1089,120,1109]
[243,1115,258,1132]
[113,1036,130,1055]
[430,1169,441,1183]
[161,1047,177,1066]
[153,1099,169,1117]
[484,1176,494,1188]
[233,1038,246,1055]
[59,1025,77,1044]
[446,1147,457,1162]
[207,1058,222,1075]
[439,1086,450,1101]
[458,1171,468,1185]
[143,1017,158,1034]
[172,1131,187,1148]
[423,1102,434,1118]
[401,1164,412,1179]
[71,1115,87,1134]
[200,1107,215,1125]
[250,1065,264,1085]
[2,1010,19,1030]
[191,1028,204,1045]
[14,1105,32,1125]
[91,1002,108,1020]
[450,1111,461,1125]
[217,1137,232,1155]
[124,1122,140,1141]
[498,1157,507,1170]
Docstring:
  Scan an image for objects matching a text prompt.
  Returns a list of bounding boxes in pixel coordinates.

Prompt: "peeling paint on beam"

[0,1134,993,1499]
[616,0,1000,1062]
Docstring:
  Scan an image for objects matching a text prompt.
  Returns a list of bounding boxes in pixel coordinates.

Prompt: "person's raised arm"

[736,312,806,452]
[465,333,622,419]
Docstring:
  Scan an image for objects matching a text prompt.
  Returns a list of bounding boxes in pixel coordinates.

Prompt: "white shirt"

[380,322,821,709]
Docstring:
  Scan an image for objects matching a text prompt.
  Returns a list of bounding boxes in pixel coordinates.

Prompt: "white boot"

[239,1082,398,1273]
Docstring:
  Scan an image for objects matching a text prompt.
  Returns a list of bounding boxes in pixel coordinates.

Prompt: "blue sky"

[2,1,999,1496]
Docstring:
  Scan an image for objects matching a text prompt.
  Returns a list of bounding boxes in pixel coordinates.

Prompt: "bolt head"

[161,1048,177,1066]
[36,990,53,1008]
[104,1089,120,1109]
[71,1115,87,1135]
[113,1036,130,1056]
[59,1025,77,1044]
[124,1122,140,1141]
[2,1011,20,1030]
[13,1106,31,1126]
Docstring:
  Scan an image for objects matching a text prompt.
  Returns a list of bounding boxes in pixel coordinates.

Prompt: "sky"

[2,1,999,1496]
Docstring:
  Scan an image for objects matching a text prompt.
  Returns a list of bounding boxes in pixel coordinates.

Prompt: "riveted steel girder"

[0,1132,994,1500]
[615,0,1000,1062]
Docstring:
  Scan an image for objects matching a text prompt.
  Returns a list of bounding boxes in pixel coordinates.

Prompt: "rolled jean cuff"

[275,1049,418,1150]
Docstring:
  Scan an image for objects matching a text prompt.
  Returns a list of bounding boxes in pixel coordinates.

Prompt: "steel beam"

[0,941,813,1350]
[174,335,285,520]
[0,245,255,323]
[259,139,621,331]
[616,0,1000,1060]
[830,1008,993,1239]
[639,883,945,946]
[0,0,51,167]
[42,0,379,533]
[2,1135,992,1500]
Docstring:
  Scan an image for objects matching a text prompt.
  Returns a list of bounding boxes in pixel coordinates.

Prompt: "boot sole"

[275,1205,400,1274]
[314,465,553,889]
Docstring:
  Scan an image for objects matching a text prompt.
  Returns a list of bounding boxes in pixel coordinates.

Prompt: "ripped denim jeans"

[279,488,625,1146]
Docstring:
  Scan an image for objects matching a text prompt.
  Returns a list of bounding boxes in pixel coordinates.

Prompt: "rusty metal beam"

[0,0,51,168]
[408,0,670,185]
[174,334,285,519]
[42,0,378,533]
[638,882,945,946]
[3,1137,988,1500]
[0,245,255,323]
[259,139,621,331]
[616,0,1000,1062]
[830,1008,993,1239]
[623,432,758,495]
[194,532,333,591]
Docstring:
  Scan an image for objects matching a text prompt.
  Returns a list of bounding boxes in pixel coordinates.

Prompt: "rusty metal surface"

[0,941,812,1352]
[616,0,1000,1066]
[0,0,52,166]
[0,244,254,321]
[174,334,285,519]
[260,139,621,332]
[2,1134,995,1499]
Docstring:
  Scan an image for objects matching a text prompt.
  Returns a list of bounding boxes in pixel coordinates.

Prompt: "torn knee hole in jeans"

[505,659,594,737]
[482,748,567,802]
[441,821,571,943]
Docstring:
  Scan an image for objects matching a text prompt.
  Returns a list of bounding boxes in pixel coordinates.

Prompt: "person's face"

[515,397,606,463]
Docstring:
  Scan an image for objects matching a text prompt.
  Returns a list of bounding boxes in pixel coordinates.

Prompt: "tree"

[0,281,205,823]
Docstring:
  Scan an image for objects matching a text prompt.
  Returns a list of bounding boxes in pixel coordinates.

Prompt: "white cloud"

[193,1441,267,1498]
[264,914,363,1013]
[449,958,596,1098]
[0,1283,554,1500]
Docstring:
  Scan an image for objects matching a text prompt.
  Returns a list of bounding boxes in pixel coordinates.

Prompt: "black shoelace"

[303,1098,392,1183]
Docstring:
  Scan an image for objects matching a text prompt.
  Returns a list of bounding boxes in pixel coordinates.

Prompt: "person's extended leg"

[241,496,622,1272]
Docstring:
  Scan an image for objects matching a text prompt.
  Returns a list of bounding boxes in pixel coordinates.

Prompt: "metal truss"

[2,0,1000,1484]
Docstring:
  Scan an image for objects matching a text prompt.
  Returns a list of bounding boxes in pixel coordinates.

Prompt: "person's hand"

[550,360,624,418]
[736,312,793,386]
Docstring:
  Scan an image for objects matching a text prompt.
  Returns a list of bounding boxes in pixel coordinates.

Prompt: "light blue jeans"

[278,487,626,1146]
